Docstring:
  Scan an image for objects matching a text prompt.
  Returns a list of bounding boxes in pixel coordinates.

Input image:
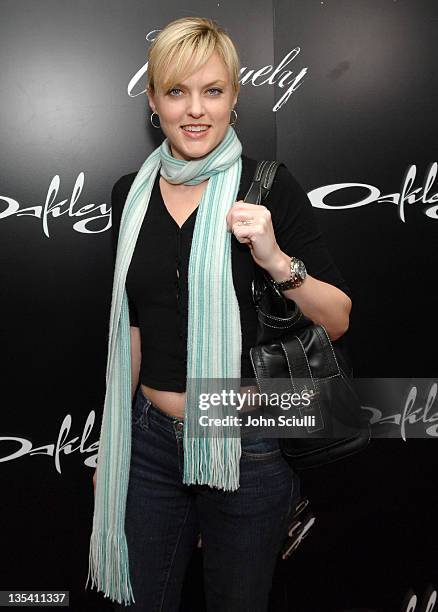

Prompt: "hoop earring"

[230,109,238,126]
[150,111,161,129]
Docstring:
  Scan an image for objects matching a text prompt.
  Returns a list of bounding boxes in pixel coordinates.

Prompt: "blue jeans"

[113,386,299,612]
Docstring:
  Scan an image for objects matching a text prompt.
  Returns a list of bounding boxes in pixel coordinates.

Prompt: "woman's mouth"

[180,125,211,139]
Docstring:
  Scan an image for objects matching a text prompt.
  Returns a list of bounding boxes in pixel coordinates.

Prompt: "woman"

[87,16,352,612]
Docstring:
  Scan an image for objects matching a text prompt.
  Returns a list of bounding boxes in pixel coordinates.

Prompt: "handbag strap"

[282,326,340,383]
[280,330,338,433]
[243,160,285,205]
[243,160,287,306]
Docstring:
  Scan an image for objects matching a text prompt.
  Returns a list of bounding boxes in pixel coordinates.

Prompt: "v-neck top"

[111,153,352,392]
[158,176,200,229]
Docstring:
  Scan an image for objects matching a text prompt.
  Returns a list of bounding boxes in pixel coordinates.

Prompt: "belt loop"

[142,397,152,429]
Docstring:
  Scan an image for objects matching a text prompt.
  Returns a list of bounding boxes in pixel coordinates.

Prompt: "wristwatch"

[268,256,307,291]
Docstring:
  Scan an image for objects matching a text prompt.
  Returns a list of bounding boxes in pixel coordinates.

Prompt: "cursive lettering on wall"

[401,586,436,612]
[0,173,111,237]
[0,411,99,471]
[361,381,438,440]
[309,162,438,222]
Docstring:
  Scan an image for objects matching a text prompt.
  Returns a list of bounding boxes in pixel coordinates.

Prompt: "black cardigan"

[111,153,352,392]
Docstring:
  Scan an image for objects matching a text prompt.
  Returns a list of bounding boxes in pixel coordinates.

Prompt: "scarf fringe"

[85,529,135,606]
[183,436,241,491]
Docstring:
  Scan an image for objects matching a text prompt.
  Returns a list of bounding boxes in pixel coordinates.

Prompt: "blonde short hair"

[147,17,241,97]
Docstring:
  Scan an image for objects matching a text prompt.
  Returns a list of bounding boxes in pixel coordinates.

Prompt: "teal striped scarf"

[86,125,243,605]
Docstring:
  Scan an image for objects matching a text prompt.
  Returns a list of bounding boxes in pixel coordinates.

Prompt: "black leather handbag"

[243,160,371,471]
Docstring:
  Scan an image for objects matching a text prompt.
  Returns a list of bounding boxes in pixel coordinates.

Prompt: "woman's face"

[147,51,238,161]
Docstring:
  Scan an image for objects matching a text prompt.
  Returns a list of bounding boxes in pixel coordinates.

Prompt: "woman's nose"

[185,96,205,116]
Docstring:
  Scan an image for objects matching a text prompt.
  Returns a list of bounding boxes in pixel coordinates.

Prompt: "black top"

[111,153,352,392]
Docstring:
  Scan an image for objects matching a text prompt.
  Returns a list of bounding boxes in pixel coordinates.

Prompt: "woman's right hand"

[93,469,97,493]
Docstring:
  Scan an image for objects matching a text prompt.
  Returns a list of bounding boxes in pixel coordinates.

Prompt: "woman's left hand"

[226,200,282,270]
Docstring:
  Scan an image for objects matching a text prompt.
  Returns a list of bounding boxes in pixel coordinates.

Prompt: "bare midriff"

[140,383,260,420]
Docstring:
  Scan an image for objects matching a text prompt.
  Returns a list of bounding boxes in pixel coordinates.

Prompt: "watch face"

[293,259,307,280]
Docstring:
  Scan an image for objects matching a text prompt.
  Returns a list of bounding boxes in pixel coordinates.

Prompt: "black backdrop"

[1,1,437,611]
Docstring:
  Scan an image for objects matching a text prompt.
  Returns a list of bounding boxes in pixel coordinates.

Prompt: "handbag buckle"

[301,385,319,400]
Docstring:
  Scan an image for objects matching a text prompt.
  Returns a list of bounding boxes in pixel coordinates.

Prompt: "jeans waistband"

[138,386,185,434]
[136,386,280,452]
